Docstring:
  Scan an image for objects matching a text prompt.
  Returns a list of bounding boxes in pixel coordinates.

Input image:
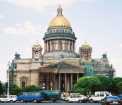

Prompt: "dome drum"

[47,27,73,34]
[44,38,75,53]
[44,26,76,41]
[44,33,76,41]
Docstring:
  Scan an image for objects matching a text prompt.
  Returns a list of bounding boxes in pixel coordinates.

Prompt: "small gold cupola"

[81,42,92,49]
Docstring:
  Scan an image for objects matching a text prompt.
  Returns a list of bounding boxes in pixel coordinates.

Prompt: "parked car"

[117,94,122,104]
[89,91,111,102]
[0,95,17,102]
[60,92,70,101]
[67,95,81,103]
[41,90,61,102]
[66,93,87,103]
[17,92,44,102]
[101,96,121,105]
[118,94,122,100]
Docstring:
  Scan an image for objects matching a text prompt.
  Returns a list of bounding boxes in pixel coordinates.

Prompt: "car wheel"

[20,100,24,103]
[10,100,13,103]
[78,100,80,103]
[90,99,93,103]
[33,99,37,103]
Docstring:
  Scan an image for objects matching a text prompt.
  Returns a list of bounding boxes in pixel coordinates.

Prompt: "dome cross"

[57,5,63,16]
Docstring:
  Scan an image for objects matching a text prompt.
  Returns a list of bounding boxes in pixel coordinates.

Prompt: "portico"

[39,63,84,92]
[39,73,83,92]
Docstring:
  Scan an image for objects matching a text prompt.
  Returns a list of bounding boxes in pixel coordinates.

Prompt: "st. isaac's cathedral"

[9,6,115,92]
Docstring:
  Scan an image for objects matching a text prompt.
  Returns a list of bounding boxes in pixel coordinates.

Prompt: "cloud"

[2,21,41,35]
[4,0,96,11]
[0,14,5,19]
[120,43,122,48]
[0,63,7,82]
[5,0,78,11]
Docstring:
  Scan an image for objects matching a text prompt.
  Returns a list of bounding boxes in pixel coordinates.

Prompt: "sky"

[0,0,122,82]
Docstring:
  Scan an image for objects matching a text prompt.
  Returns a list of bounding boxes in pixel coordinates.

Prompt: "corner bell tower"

[79,42,92,61]
[32,43,42,61]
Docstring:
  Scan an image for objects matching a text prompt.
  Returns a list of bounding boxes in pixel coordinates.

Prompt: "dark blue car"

[17,92,44,102]
[118,94,122,104]
[102,96,121,105]
[118,94,122,100]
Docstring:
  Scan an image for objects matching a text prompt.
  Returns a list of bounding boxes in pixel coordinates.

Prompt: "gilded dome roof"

[49,6,71,27]
[32,42,42,48]
[81,42,92,49]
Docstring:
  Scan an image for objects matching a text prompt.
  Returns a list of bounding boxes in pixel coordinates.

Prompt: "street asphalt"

[0,103,101,105]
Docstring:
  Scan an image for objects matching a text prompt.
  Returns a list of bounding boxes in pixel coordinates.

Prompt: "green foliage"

[74,76,102,96]
[116,82,122,93]
[74,76,122,95]
[2,82,7,95]
[96,75,113,91]
[10,84,22,95]
[0,81,3,95]
[112,77,122,94]
[22,85,41,92]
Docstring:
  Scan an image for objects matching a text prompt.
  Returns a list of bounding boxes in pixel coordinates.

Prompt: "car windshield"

[22,92,41,96]
[106,96,119,101]
[95,93,104,97]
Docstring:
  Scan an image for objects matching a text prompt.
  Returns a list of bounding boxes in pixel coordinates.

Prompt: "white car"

[67,96,81,102]
[67,93,87,103]
[0,95,17,102]
[61,92,70,101]
[89,91,111,102]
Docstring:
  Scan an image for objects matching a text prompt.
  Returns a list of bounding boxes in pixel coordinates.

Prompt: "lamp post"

[7,61,10,98]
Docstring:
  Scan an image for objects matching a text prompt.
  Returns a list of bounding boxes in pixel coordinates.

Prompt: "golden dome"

[81,42,92,49]
[49,6,71,27]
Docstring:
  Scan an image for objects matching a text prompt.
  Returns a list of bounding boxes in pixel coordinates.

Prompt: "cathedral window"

[21,81,26,88]
[20,76,28,88]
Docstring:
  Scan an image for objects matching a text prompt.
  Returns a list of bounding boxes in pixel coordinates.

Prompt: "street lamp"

[7,61,10,98]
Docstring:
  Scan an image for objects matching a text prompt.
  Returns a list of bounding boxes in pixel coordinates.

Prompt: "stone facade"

[9,6,115,92]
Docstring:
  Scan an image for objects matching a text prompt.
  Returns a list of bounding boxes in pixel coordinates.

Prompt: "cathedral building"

[9,6,115,92]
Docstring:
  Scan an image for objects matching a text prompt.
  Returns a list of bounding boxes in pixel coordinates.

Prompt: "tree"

[22,85,41,92]
[96,75,113,91]
[0,81,3,95]
[10,84,22,95]
[2,82,7,95]
[112,77,122,94]
[74,76,102,96]
[116,82,122,93]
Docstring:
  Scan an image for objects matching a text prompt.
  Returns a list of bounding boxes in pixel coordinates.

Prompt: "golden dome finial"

[57,5,63,16]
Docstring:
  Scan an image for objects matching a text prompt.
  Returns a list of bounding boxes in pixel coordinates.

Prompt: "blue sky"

[0,0,122,82]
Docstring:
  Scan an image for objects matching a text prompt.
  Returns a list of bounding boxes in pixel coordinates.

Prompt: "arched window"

[21,81,26,88]
[20,76,28,88]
